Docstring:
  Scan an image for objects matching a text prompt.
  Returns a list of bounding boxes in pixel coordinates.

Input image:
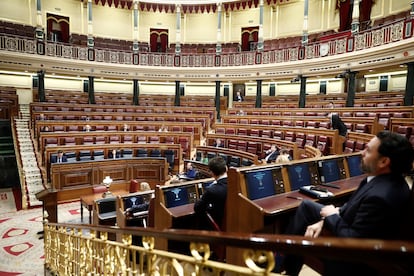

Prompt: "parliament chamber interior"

[1,0,414,275]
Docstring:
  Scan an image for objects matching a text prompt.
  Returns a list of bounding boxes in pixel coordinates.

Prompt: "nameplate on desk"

[299,185,334,199]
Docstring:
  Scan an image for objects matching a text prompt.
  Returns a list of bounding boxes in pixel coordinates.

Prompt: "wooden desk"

[168,203,195,218]
[226,168,365,266]
[80,189,128,224]
[254,174,365,216]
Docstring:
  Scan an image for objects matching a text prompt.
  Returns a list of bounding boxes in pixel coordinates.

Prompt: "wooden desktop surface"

[168,203,195,218]
[254,174,366,216]
[80,189,129,224]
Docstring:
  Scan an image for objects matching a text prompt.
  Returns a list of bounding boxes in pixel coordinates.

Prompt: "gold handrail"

[44,222,414,276]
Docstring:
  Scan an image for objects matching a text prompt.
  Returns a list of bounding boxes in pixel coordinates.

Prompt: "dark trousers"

[283,200,324,276]
[283,200,378,276]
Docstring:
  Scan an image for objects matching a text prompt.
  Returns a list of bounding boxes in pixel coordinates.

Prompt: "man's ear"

[379,156,391,169]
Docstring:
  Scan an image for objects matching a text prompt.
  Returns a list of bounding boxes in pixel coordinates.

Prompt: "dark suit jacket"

[331,114,347,137]
[194,177,227,228]
[265,150,279,163]
[50,155,67,163]
[325,173,410,239]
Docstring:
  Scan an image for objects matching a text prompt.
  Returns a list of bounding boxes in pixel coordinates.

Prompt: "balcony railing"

[0,17,412,68]
[44,222,414,275]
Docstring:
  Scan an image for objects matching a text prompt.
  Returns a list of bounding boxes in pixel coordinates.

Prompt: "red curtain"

[360,0,374,25]
[338,0,353,32]
[241,27,258,51]
[150,29,168,52]
[46,13,70,43]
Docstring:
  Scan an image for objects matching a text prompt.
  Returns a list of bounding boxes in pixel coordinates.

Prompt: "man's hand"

[320,205,340,218]
[305,220,324,238]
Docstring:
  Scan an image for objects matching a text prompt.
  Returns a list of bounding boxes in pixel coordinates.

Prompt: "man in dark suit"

[235,90,244,102]
[282,131,414,276]
[108,149,121,159]
[194,156,227,229]
[213,138,225,148]
[262,145,279,163]
[50,150,67,163]
[327,101,347,137]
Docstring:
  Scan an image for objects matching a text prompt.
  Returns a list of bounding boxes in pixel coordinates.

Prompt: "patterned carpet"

[0,190,81,276]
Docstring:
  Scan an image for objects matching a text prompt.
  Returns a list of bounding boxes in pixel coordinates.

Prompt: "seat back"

[94,197,117,225]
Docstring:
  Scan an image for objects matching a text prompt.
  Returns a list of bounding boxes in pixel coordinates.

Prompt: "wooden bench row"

[34,120,204,145]
[205,133,299,159]
[214,123,342,155]
[31,102,216,122]
[220,114,383,134]
[45,143,181,181]
[32,110,212,131]
[227,106,413,118]
[38,131,193,159]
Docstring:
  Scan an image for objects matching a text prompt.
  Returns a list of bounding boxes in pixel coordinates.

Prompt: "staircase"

[14,104,44,208]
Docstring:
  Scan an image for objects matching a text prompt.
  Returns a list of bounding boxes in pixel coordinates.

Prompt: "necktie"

[58,158,61,163]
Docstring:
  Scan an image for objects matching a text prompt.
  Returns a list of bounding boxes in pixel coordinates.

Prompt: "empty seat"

[250,129,260,137]
[164,149,175,171]
[229,156,241,167]
[109,136,120,144]
[295,133,306,148]
[343,140,356,154]
[95,136,106,144]
[65,151,77,162]
[122,148,133,158]
[261,130,273,138]
[93,197,117,225]
[354,141,366,152]
[284,132,296,142]
[53,125,65,132]
[107,125,117,131]
[354,124,369,133]
[63,137,76,146]
[225,128,235,135]
[136,148,148,157]
[45,138,58,147]
[237,140,247,151]
[273,131,284,140]
[150,149,162,158]
[306,121,319,128]
[149,136,160,144]
[93,150,105,160]
[68,125,79,132]
[78,150,92,161]
[237,128,248,136]
[164,136,174,144]
[304,134,316,147]
[123,135,133,143]
[178,137,190,157]
[83,137,94,145]
[228,140,238,150]
[317,136,330,155]
[396,126,412,139]
[247,142,259,155]
[319,122,330,129]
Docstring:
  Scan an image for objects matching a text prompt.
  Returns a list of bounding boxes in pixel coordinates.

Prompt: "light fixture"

[102,176,113,198]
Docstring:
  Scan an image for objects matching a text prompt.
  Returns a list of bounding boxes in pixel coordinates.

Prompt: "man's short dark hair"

[377,131,414,175]
[208,156,227,177]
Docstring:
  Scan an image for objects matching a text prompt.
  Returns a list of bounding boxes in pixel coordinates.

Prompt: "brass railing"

[44,222,414,276]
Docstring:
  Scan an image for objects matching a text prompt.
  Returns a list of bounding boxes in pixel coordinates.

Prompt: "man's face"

[361,137,382,175]
[187,163,192,170]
